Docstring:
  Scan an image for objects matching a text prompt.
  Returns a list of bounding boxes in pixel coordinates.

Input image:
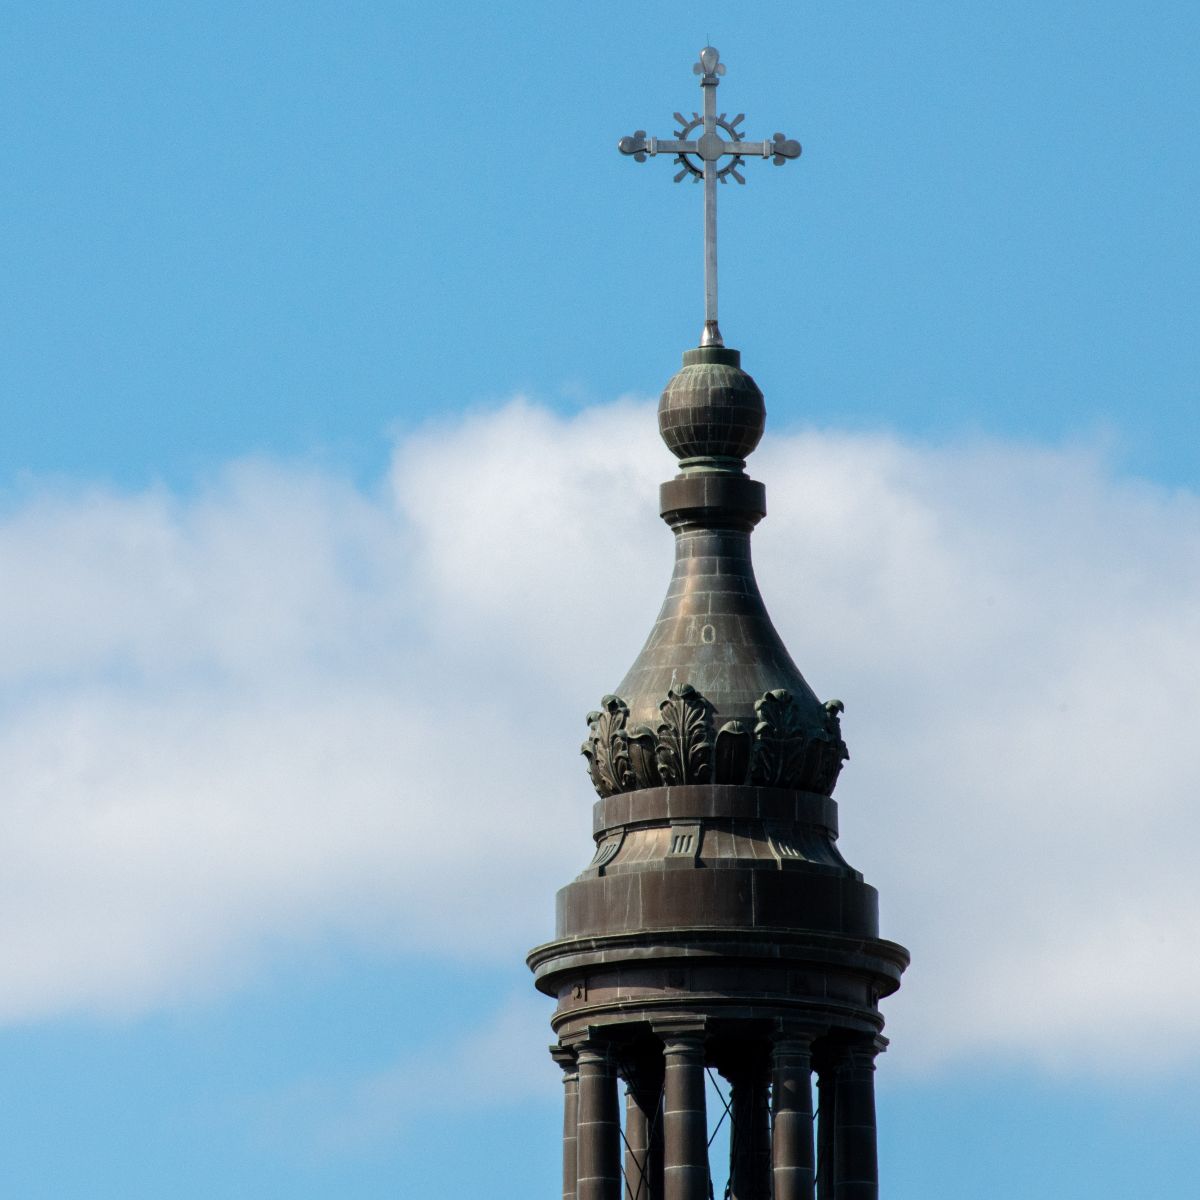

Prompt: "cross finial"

[618,46,801,348]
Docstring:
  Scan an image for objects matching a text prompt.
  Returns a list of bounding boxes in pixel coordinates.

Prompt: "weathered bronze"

[530,45,908,1200]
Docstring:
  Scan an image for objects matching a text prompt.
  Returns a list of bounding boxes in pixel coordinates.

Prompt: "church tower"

[528,48,908,1200]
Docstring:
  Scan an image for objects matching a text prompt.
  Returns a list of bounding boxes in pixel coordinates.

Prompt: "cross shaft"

[618,46,801,347]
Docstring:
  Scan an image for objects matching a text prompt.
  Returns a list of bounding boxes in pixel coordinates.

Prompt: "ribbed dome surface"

[658,346,765,466]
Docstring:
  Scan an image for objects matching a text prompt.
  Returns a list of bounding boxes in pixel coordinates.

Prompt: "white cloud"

[2,399,1199,1077]
[749,431,1200,1075]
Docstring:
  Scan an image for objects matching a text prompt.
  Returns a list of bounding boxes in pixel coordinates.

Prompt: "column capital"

[815,1031,885,1074]
[841,1034,884,1069]
[551,1044,579,1076]
[574,1044,613,1069]
[845,1049,879,1072]
[652,1019,707,1056]
[564,1028,614,1065]
[772,1027,816,1057]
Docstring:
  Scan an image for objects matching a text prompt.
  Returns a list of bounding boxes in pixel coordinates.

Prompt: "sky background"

[1,1,1198,1196]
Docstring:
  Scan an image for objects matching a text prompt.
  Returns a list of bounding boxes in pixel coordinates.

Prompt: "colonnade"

[553,1031,879,1200]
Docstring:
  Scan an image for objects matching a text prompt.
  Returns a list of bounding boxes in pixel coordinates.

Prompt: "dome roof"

[581,344,848,800]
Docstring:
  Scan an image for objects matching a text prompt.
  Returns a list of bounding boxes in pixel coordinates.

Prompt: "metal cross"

[619,46,801,348]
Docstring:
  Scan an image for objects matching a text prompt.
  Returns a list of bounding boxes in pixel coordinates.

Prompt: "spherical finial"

[658,346,765,471]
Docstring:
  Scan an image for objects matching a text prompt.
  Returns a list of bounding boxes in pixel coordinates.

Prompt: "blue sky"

[1,2,1199,1197]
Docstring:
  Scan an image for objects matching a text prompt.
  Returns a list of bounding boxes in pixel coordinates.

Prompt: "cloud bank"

[2,398,1199,1075]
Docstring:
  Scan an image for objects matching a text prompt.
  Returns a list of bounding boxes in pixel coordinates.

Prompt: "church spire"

[531,46,908,1200]
[604,48,836,795]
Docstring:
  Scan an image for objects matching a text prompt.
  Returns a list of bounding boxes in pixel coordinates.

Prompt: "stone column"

[772,1035,815,1200]
[660,1030,710,1200]
[551,1046,580,1200]
[624,1061,665,1200]
[576,1040,621,1200]
[831,1038,880,1200]
[815,1054,837,1200]
[728,1063,770,1200]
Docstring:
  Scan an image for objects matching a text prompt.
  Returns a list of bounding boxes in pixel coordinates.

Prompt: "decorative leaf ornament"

[582,685,848,797]
[581,695,635,796]
[714,720,752,785]
[655,684,713,785]
[808,699,849,795]
[750,688,807,787]
[626,725,659,790]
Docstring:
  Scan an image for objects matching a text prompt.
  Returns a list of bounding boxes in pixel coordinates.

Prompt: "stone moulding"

[582,685,848,798]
